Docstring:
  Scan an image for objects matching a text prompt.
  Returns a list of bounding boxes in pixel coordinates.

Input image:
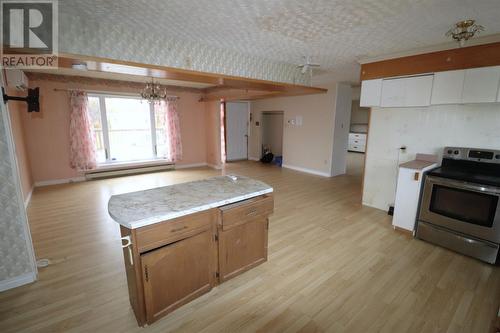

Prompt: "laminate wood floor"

[1,160,499,332]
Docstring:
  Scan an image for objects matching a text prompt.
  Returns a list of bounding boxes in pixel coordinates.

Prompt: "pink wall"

[205,100,222,168]
[6,88,34,200]
[23,77,207,183]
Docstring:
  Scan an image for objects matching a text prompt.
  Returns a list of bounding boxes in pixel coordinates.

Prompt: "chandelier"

[140,78,167,104]
[446,20,484,47]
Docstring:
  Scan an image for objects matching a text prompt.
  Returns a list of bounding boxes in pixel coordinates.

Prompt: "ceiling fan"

[297,56,320,74]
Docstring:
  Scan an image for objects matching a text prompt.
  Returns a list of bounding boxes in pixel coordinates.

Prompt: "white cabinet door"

[462,66,500,103]
[381,78,406,107]
[431,70,465,104]
[393,167,421,232]
[381,75,433,107]
[405,75,434,107]
[360,79,382,107]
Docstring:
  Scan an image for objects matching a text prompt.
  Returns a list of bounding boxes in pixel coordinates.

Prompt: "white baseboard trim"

[361,201,386,212]
[24,186,34,209]
[175,162,208,169]
[0,271,36,292]
[207,163,223,170]
[34,176,86,187]
[248,157,260,161]
[282,164,331,177]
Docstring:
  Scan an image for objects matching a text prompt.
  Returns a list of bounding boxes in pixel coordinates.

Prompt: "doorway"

[346,89,369,177]
[225,102,249,161]
[261,111,284,160]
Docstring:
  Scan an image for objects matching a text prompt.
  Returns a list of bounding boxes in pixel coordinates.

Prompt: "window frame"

[88,92,164,165]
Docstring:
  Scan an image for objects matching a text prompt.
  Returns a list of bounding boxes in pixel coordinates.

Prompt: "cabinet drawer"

[348,137,366,145]
[219,195,273,230]
[136,210,215,253]
[349,133,366,140]
[348,144,366,152]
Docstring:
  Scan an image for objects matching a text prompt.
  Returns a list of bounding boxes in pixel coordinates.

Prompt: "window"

[88,94,168,164]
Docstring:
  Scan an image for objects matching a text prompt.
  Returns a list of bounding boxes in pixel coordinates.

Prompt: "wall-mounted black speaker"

[2,87,40,112]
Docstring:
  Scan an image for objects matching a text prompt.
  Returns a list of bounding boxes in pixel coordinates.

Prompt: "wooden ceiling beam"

[360,42,500,81]
[55,53,328,100]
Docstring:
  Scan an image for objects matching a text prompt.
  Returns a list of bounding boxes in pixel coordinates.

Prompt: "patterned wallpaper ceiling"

[59,0,500,83]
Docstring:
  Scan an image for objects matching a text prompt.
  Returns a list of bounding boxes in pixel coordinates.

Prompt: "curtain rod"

[52,88,179,99]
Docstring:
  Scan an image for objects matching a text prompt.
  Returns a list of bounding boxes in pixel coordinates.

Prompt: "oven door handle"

[426,176,500,195]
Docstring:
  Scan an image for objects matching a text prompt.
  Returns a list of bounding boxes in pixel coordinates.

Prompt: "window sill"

[89,159,174,174]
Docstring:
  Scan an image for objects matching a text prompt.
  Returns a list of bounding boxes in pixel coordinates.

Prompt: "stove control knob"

[496,154,500,160]
[447,149,453,154]
[454,150,459,155]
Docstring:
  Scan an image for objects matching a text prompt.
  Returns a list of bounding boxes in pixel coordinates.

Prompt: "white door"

[225,102,248,161]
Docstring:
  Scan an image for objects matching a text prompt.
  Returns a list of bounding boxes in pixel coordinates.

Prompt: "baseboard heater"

[85,164,174,180]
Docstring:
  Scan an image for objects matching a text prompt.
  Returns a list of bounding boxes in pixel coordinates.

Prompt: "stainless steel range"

[416,147,500,264]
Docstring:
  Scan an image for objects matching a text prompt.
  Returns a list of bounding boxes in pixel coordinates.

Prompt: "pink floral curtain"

[69,91,97,170]
[156,99,182,162]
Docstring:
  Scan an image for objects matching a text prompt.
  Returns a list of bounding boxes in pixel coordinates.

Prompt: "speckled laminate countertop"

[108,175,273,229]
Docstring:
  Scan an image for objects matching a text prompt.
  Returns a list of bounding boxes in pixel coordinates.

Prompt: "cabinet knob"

[414,172,420,181]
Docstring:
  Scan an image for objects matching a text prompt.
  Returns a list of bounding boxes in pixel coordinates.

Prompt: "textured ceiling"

[60,0,500,83]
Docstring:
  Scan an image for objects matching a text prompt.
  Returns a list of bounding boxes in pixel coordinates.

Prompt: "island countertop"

[108,175,273,229]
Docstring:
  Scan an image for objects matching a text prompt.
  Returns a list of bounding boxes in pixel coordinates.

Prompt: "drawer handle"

[121,236,133,266]
[171,225,188,233]
[246,209,257,216]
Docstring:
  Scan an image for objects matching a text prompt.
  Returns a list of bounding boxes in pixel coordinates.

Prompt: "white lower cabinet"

[393,162,437,232]
[348,133,366,153]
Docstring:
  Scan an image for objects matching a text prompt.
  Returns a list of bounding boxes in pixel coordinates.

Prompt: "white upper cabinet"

[361,65,500,108]
[381,78,405,107]
[430,70,465,104]
[360,79,382,107]
[405,75,434,106]
[381,75,433,107]
[462,66,500,103]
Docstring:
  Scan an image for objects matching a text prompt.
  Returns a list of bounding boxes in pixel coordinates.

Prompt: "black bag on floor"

[260,152,274,163]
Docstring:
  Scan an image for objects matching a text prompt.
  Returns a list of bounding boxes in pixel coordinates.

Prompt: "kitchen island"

[108,175,274,326]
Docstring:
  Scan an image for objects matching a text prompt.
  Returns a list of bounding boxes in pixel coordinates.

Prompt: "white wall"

[331,84,352,176]
[363,104,500,211]
[249,82,338,176]
[350,101,369,125]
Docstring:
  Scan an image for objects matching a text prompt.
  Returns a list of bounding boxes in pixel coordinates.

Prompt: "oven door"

[419,176,500,243]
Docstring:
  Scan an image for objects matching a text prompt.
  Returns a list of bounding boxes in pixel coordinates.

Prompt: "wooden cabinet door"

[218,218,268,282]
[141,230,213,324]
